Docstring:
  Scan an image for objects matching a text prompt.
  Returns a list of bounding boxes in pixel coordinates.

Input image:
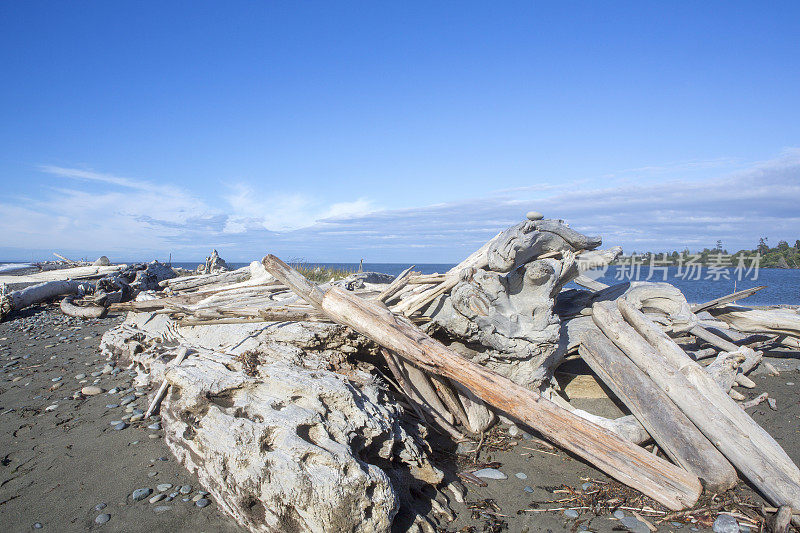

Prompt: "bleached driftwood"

[0,264,125,286]
[691,286,766,313]
[160,266,251,291]
[1,280,90,320]
[580,329,737,491]
[708,304,800,339]
[59,295,107,319]
[594,299,800,511]
[263,254,702,511]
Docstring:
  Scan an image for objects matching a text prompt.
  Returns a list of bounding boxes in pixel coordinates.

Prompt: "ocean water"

[4,261,798,306]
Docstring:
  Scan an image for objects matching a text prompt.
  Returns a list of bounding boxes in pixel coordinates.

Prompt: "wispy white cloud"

[2,150,799,262]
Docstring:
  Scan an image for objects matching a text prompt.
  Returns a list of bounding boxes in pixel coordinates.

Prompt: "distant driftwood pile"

[4,214,800,532]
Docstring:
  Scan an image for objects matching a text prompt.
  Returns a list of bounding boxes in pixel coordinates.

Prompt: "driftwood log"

[579,329,737,491]
[59,295,107,319]
[593,300,800,511]
[263,254,702,511]
[1,280,90,320]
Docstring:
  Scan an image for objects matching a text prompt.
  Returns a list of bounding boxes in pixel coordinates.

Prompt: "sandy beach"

[1,303,798,532]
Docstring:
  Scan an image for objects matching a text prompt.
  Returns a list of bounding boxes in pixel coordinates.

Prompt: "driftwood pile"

[5,215,800,531]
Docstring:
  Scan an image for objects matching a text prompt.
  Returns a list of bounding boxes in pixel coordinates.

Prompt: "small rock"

[671,522,684,529]
[130,414,143,422]
[112,422,128,431]
[147,423,161,430]
[94,503,107,511]
[515,472,527,480]
[192,493,204,502]
[471,468,507,480]
[179,485,192,494]
[156,483,172,492]
[95,514,110,525]
[51,376,62,382]
[149,493,166,504]
[153,505,172,512]
[195,498,210,508]
[526,211,544,220]
[120,395,135,406]
[564,509,579,518]
[33,523,43,529]
[74,374,86,380]
[45,404,58,412]
[81,386,104,396]
[613,510,626,519]
[508,425,519,437]
[105,404,118,409]
[523,486,534,493]
[712,514,740,533]
[169,492,179,498]
[132,488,152,501]
[581,482,594,491]
[620,516,650,533]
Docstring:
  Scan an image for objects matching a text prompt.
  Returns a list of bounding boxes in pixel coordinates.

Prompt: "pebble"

[33,523,43,529]
[613,510,626,519]
[44,404,58,412]
[132,488,152,501]
[74,373,86,380]
[95,514,111,525]
[148,434,160,439]
[620,516,650,533]
[179,485,192,494]
[523,486,534,493]
[147,422,161,430]
[169,492,179,498]
[157,483,173,492]
[94,503,107,511]
[147,471,158,477]
[51,376,62,382]
[712,514,740,533]
[112,422,128,431]
[514,472,527,480]
[671,522,684,529]
[130,414,144,422]
[195,498,210,508]
[120,395,136,406]
[153,505,172,512]
[149,493,166,504]
[508,425,519,437]
[192,493,204,502]
[526,211,544,220]
[471,468,507,480]
[564,509,579,518]
[581,482,594,491]
[81,386,104,395]
[105,404,119,409]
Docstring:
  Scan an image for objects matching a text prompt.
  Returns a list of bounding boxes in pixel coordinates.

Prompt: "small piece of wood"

[690,286,766,313]
[144,347,189,418]
[263,254,702,511]
[580,329,737,492]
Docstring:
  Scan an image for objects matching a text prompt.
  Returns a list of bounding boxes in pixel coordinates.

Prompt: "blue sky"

[1,2,799,262]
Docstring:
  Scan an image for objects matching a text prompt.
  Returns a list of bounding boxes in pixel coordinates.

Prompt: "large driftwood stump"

[101,311,443,533]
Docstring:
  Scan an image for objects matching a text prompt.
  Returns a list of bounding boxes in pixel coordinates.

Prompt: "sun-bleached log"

[580,329,737,492]
[708,304,800,339]
[1,280,90,320]
[597,300,800,511]
[377,265,416,303]
[263,254,702,511]
[160,267,251,291]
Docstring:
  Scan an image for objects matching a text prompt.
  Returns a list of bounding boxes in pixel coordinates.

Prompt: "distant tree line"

[610,238,800,269]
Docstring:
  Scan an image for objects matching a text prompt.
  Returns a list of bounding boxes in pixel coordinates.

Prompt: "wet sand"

[1,305,798,532]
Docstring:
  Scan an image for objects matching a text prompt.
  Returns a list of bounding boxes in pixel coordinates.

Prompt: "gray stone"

[120,395,135,406]
[526,211,544,220]
[523,486,534,493]
[179,485,192,494]
[620,516,650,533]
[195,498,210,508]
[147,423,161,430]
[153,505,172,512]
[712,514,740,533]
[95,514,111,525]
[131,488,152,501]
[112,422,128,431]
[472,468,507,480]
[156,483,172,492]
[33,523,42,529]
[514,472,527,480]
[613,510,626,519]
[564,509,579,518]
[75,374,86,380]
[81,386,104,395]
[508,425,520,437]
[105,404,118,409]
[94,503,107,511]
[581,482,594,491]
[149,493,166,504]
